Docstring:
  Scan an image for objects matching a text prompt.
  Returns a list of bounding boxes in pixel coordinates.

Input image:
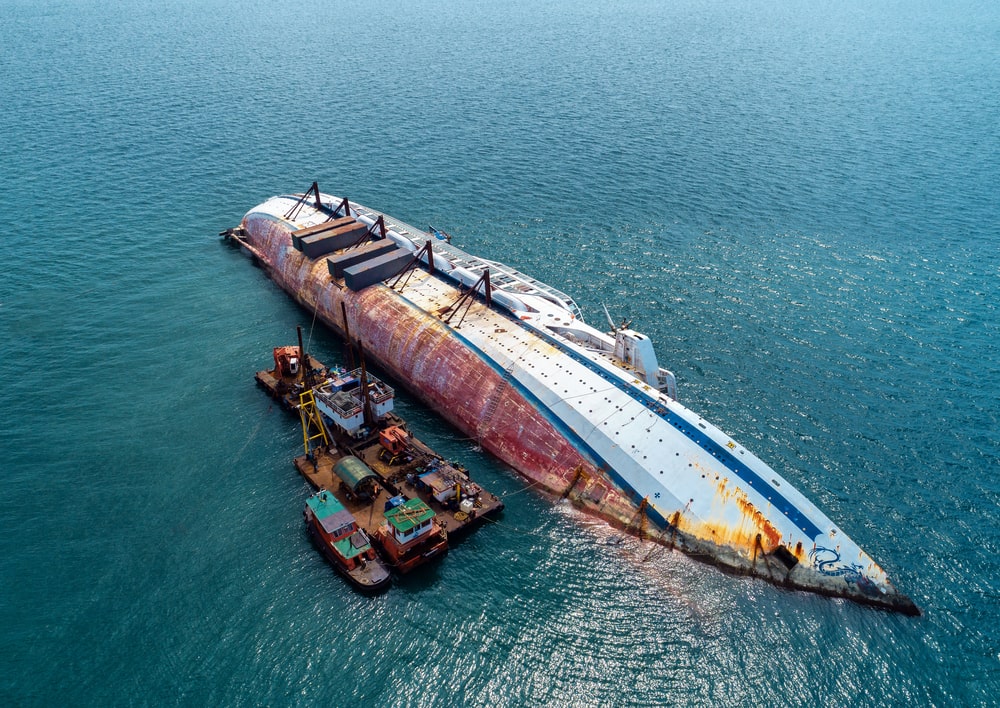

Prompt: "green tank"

[333,455,379,497]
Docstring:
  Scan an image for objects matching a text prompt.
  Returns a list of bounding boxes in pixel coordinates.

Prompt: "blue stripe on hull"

[390,290,674,529]
[526,325,824,540]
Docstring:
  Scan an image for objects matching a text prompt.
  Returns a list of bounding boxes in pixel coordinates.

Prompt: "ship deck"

[345,201,583,319]
[232,193,919,614]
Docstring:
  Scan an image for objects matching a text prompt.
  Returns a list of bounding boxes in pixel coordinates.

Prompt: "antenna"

[602,303,617,332]
[603,303,633,333]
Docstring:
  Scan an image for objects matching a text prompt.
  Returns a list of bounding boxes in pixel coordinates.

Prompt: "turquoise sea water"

[2,0,998,704]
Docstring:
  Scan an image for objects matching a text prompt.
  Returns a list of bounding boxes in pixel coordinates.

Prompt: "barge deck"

[256,336,504,541]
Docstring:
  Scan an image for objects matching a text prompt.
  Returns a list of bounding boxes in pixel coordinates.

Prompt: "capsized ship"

[226,184,918,614]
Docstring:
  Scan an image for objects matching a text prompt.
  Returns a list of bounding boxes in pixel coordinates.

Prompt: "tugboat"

[256,332,507,585]
[303,489,391,593]
[376,496,448,573]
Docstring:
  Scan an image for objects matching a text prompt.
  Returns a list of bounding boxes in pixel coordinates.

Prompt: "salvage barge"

[227,184,918,614]
[257,337,504,542]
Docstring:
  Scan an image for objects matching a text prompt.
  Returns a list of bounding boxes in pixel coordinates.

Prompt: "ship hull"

[235,193,918,615]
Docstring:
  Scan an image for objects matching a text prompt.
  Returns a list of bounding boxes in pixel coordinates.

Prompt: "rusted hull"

[305,518,392,594]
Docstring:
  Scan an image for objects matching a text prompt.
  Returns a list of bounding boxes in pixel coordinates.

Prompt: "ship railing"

[341,368,395,404]
[347,202,583,320]
[476,258,583,319]
[314,386,364,418]
[322,400,363,418]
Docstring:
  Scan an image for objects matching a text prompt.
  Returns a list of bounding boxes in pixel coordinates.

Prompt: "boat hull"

[374,529,449,575]
[305,517,391,594]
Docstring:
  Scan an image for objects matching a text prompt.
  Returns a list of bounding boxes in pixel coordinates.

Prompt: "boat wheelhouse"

[376,497,448,573]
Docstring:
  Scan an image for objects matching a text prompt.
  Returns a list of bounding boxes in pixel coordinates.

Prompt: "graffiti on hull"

[809,546,880,596]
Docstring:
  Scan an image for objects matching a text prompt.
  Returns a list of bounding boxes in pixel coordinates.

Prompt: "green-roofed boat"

[375,496,448,573]
[304,489,391,593]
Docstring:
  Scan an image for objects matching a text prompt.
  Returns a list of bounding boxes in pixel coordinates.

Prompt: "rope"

[475,514,559,539]
[231,406,273,467]
[476,514,664,553]
[305,300,320,354]
[496,477,549,499]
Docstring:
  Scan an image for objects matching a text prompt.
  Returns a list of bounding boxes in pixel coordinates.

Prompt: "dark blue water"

[2,0,998,704]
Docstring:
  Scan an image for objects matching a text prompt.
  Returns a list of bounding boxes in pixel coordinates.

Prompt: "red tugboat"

[303,489,391,593]
[375,496,448,573]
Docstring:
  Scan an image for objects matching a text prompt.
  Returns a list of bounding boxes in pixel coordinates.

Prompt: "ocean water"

[1,0,998,704]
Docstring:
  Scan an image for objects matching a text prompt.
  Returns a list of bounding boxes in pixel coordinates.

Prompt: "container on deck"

[327,240,400,279]
[333,455,380,499]
[291,216,356,250]
[343,248,412,291]
[300,222,370,258]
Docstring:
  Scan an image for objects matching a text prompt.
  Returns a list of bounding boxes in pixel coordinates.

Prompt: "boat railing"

[347,201,583,321]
